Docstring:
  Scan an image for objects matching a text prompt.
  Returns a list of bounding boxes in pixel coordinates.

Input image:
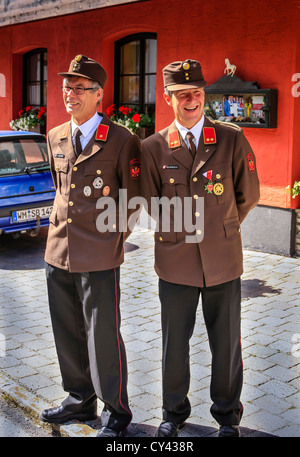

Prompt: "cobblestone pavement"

[0,222,299,438]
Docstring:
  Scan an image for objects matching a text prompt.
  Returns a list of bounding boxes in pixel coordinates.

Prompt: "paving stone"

[0,226,300,437]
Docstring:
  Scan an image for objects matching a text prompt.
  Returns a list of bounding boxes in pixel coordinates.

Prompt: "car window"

[0,137,49,175]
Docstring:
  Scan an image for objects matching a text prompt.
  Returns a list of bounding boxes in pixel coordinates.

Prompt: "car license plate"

[12,206,53,222]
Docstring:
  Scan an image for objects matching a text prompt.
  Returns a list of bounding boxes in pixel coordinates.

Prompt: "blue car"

[0,130,55,238]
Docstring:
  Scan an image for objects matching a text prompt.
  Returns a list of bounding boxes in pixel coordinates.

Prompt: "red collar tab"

[95,124,109,141]
[203,127,217,145]
[168,130,181,148]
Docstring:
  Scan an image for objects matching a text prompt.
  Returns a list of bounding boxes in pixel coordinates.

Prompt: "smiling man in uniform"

[41,55,141,437]
[141,59,260,437]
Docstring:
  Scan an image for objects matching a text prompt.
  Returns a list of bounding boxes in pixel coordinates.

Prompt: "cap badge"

[75,55,82,62]
[182,62,190,70]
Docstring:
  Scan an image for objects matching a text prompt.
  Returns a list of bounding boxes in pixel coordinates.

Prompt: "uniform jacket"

[141,116,260,287]
[45,113,141,272]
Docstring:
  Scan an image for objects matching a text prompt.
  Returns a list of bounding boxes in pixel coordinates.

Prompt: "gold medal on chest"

[213,182,224,196]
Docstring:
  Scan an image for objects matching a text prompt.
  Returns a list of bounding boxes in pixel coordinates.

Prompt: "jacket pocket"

[223,216,241,238]
[49,205,58,226]
[54,160,69,195]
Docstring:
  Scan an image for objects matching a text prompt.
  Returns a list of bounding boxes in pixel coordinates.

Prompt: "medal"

[203,170,213,180]
[213,182,224,196]
[83,185,92,197]
[93,177,103,189]
[204,181,214,193]
[103,185,110,196]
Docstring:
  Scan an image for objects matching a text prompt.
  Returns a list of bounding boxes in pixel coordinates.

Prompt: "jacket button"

[159,236,163,241]
[195,212,200,217]
[71,184,75,189]
[97,170,101,175]
[193,194,198,199]
[73,166,78,171]
[69,201,74,206]
[169,178,174,184]
[197,230,202,235]
[193,177,197,182]
[67,218,72,223]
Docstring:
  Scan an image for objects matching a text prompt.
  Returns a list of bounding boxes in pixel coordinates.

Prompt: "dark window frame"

[114,33,157,115]
[23,48,47,108]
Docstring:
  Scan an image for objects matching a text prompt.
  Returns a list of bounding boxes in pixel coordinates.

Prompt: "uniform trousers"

[159,277,243,426]
[45,263,132,432]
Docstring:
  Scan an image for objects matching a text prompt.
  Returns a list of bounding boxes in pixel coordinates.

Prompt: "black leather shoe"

[41,405,97,424]
[155,421,184,437]
[97,426,125,437]
[218,425,240,437]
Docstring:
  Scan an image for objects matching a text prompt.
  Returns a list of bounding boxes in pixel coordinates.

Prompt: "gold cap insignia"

[182,62,190,70]
[75,55,82,62]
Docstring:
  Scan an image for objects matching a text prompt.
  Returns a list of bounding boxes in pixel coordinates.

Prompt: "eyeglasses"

[61,85,97,95]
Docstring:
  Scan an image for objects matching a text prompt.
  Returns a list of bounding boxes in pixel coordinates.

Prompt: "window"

[23,49,47,108]
[115,34,157,117]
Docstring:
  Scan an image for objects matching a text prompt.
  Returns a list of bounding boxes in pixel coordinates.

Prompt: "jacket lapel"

[57,122,75,161]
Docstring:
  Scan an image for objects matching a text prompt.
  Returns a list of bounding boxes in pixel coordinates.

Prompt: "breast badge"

[103,185,110,196]
[213,182,224,196]
[83,186,92,197]
[93,177,103,189]
[204,181,214,193]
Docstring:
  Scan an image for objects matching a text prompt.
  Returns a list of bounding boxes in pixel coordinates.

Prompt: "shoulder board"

[59,122,71,140]
[213,120,241,131]
[112,120,134,135]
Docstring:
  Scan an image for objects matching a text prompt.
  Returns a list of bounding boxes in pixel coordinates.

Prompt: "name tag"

[162,165,179,169]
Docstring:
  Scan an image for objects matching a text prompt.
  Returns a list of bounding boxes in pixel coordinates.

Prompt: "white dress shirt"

[71,111,103,151]
[175,115,205,150]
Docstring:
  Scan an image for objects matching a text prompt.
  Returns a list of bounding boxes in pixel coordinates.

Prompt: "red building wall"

[0,0,299,209]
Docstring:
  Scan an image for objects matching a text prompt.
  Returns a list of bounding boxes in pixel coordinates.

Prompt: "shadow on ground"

[242,279,282,299]
[50,419,276,438]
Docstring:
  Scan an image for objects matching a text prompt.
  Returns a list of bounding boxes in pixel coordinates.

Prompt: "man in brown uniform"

[41,55,141,437]
[141,59,260,437]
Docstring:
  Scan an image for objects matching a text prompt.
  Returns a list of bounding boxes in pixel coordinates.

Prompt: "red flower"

[26,106,33,112]
[132,113,141,123]
[119,106,131,115]
[18,109,24,117]
[106,104,115,117]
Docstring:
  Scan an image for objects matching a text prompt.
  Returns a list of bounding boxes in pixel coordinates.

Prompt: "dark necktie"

[186,131,196,158]
[73,128,82,157]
